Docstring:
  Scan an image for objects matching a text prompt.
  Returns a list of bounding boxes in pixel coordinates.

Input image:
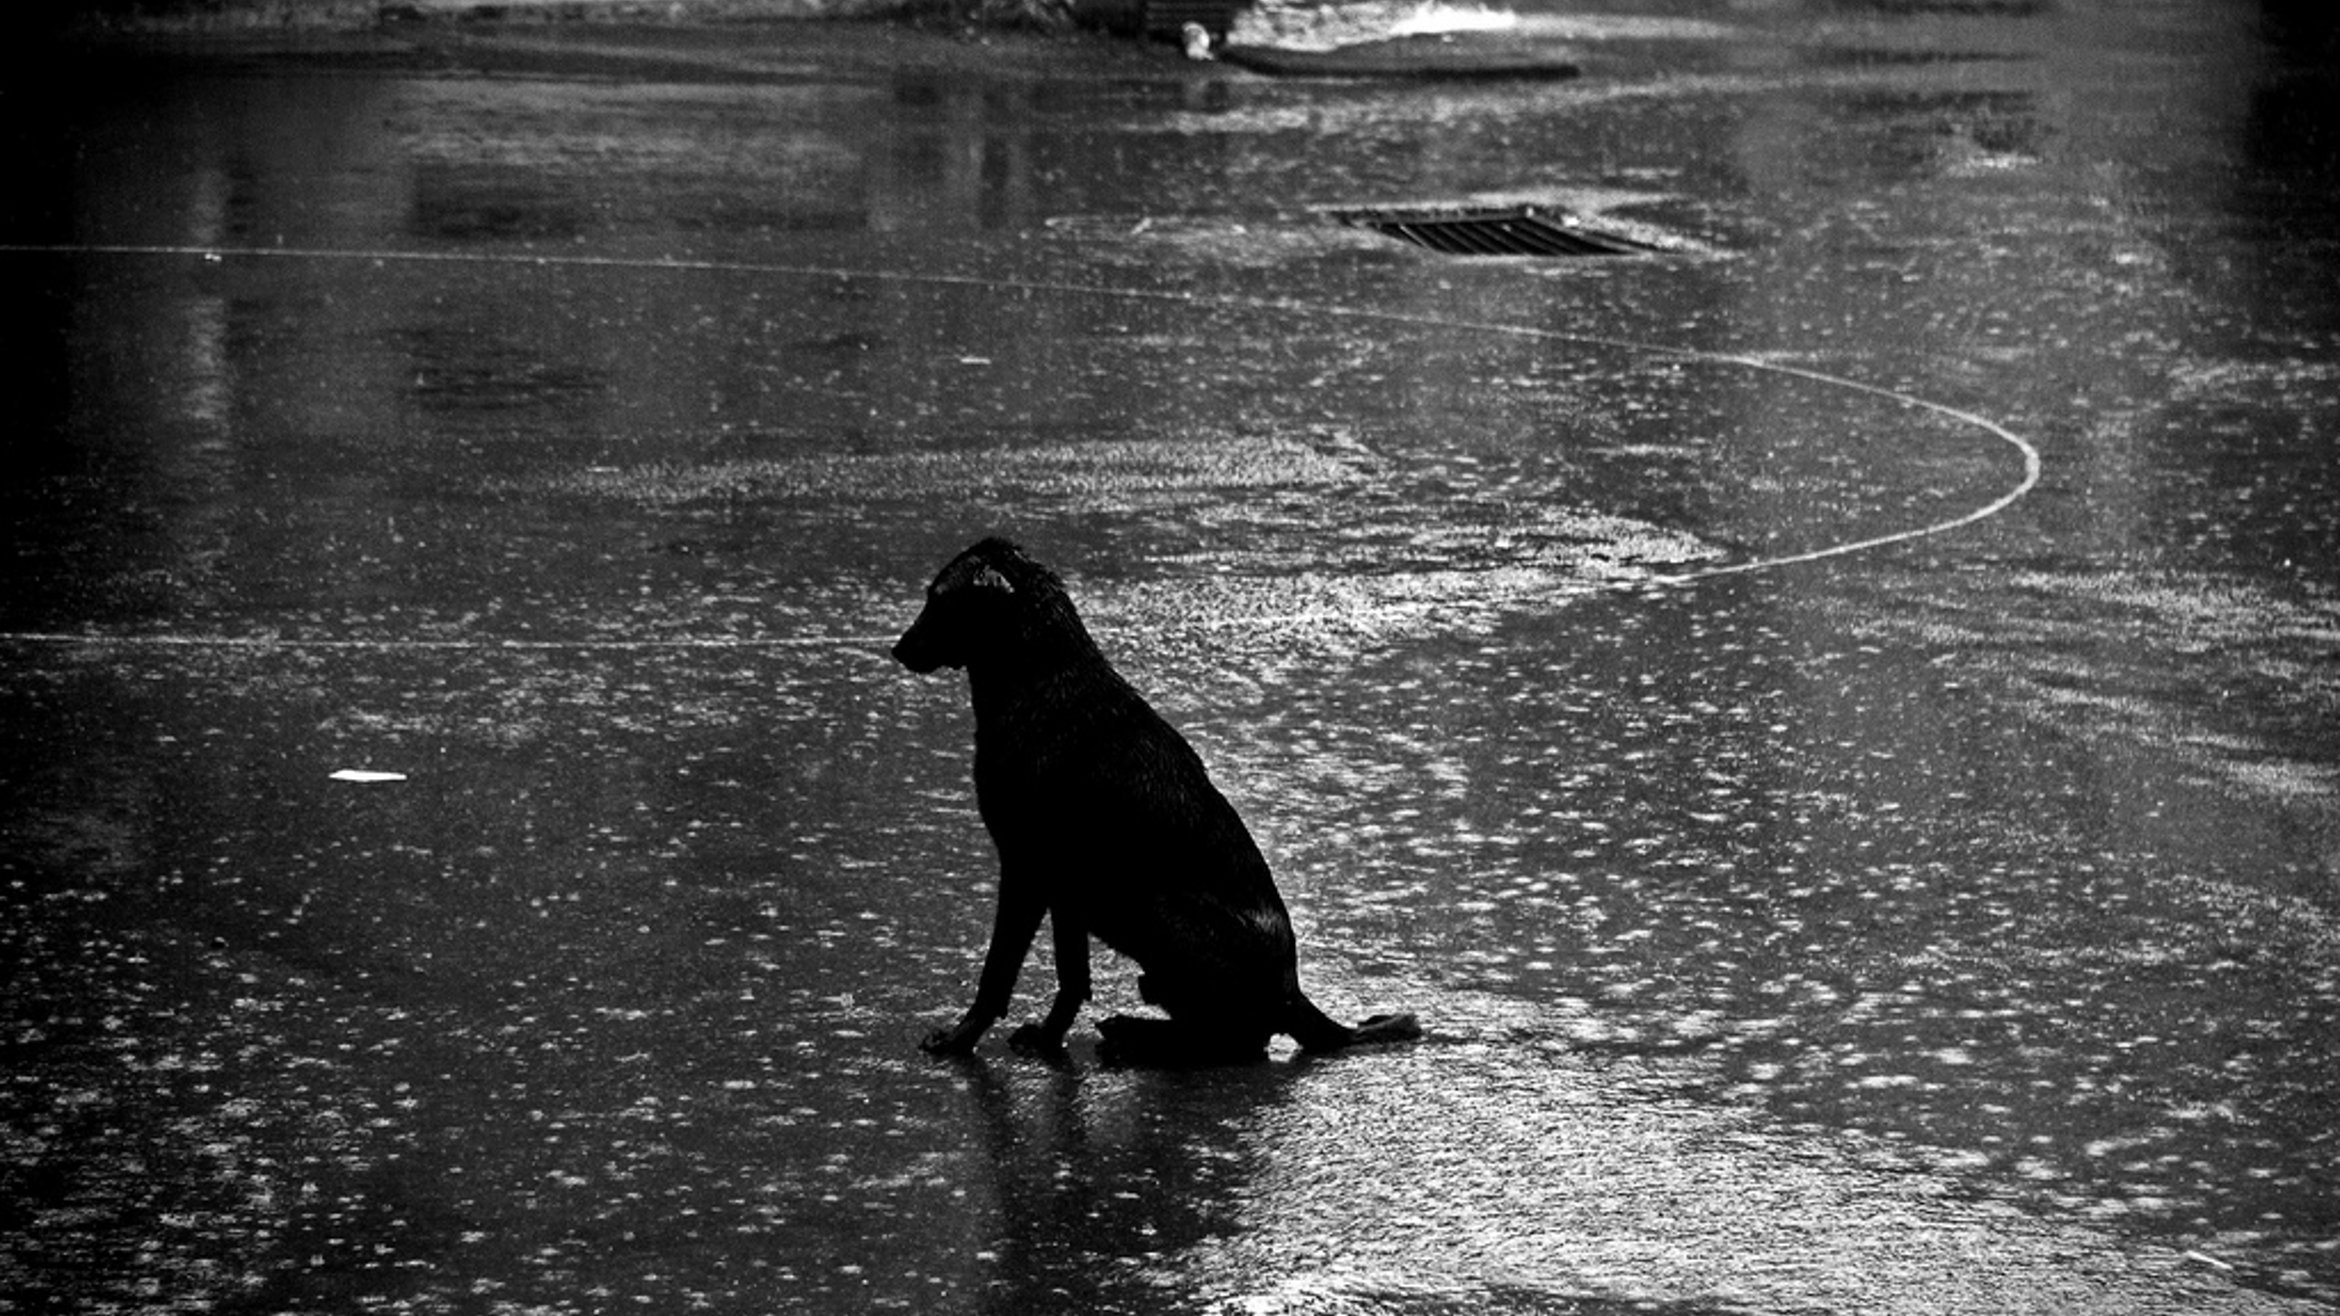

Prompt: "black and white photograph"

[3,0,2334,1311]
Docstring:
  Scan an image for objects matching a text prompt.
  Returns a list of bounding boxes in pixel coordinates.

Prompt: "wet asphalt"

[2,5,2337,1313]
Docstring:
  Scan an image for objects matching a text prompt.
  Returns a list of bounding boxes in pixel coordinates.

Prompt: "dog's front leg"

[922,874,1045,1055]
[1010,907,1090,1054]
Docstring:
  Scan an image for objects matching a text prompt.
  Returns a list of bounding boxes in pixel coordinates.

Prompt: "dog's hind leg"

[1095,1014,1269,1067]
[1094,973,1273,1066]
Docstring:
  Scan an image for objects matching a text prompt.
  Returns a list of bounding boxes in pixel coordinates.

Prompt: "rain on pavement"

[2,3,2335,1313]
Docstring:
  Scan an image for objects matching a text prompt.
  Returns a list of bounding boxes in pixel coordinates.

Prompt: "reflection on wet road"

[3,4,2336,1313]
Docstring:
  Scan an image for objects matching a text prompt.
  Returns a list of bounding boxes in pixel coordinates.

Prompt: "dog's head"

[893,537,1081,674]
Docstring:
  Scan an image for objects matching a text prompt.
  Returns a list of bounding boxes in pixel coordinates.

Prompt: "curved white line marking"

[0,241,2043,649]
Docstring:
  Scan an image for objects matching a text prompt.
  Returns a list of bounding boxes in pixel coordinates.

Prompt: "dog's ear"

[936,551,1016,599]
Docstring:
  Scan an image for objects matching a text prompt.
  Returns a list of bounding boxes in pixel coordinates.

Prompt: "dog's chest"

[971,710,1089,804]
[969,682,1140,833]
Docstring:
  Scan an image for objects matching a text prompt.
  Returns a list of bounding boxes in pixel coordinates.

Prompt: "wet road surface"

[3,5,2337,1312]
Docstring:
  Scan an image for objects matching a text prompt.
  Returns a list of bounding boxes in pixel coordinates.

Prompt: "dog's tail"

[1286,993,1422,1053]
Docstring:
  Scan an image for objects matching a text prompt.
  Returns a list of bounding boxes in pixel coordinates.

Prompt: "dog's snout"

[893,614,944,673]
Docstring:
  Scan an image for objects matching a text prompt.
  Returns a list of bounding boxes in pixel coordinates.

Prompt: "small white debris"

[329,769,407,783]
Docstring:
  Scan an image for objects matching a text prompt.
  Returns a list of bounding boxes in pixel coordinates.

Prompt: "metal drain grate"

[1334,205,1652,257]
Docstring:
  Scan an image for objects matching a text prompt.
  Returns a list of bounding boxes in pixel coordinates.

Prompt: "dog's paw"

[1005,1022,1069,1057]
[919,1024,981,1056]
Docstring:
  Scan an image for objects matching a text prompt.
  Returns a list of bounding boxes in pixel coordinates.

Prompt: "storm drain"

[1334,205,1653,257]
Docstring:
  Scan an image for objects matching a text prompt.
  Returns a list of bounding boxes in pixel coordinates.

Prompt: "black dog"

[895,536,1420,1063]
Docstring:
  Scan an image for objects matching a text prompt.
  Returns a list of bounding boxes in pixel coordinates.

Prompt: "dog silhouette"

[896,537,1420,1064]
